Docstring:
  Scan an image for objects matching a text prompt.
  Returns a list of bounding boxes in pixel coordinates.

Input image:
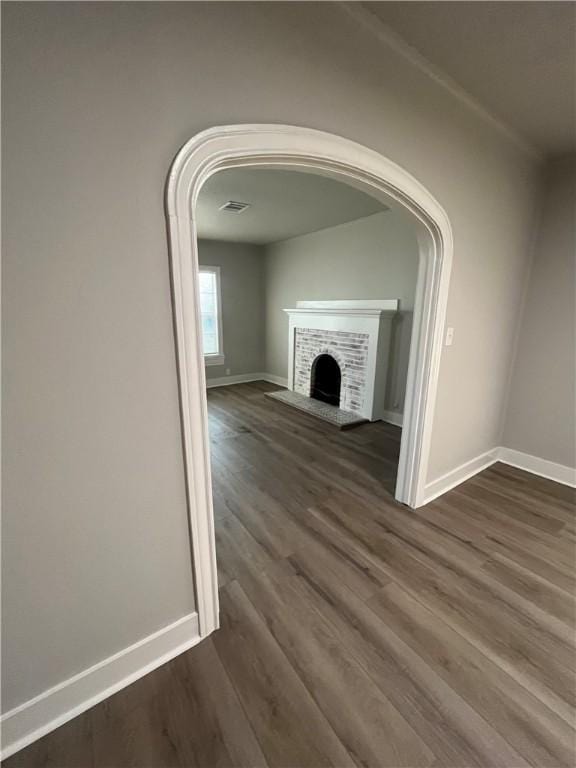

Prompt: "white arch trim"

[166,124,453,637]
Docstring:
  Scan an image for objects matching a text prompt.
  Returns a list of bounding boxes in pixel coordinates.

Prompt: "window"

[199,266,224,365]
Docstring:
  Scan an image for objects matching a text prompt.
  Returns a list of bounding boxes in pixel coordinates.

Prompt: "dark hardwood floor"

[6,381,576,767]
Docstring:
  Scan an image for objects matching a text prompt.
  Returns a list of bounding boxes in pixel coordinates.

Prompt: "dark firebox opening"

[310,354,341,407]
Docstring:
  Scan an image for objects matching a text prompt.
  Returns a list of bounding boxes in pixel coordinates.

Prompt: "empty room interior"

[2,2,575,767]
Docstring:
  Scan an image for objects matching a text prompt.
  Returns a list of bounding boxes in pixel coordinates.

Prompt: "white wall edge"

[206,372,288,389]
[498,447,576,488]
[420,448,499,506]
[1,612,200,760]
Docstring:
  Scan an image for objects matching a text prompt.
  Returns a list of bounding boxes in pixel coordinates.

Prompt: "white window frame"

[198,265,224,366]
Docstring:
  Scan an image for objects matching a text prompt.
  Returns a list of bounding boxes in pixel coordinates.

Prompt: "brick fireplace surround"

[293,328,369,413]
[284,300,399,421]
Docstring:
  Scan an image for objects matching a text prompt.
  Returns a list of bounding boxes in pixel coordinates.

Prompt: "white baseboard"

[498,447,576,487]
[206,372,264,388]
[261,373,288,387]
[382,410,403,427]
[420,444,576,507]
[420,448,499,506]
[1,612,200,760]
[206,372,287,389]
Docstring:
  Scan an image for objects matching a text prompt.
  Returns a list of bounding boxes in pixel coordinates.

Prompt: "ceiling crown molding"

[341,2,541,161]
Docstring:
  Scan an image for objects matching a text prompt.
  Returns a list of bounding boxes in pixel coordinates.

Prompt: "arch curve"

[166,124,453,637]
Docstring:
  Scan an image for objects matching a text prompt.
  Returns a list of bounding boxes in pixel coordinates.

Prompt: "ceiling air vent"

[219,200,251,214]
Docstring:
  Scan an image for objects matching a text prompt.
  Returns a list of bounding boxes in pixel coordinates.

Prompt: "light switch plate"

[445,327,454,346]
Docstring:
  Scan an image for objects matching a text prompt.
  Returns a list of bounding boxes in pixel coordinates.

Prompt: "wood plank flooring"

[6,381,576,767]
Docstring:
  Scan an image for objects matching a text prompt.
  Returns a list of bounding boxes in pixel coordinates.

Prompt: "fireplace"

[283,300,399,421]
[310,354,341,406]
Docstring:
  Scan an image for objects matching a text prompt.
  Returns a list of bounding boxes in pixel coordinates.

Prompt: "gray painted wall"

[2,1,538,713]
[503,157,576,468]
[198,240,266,380]
[264,211,419,416]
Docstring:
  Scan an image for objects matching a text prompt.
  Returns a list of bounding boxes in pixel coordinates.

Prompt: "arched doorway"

[166,124,453,637]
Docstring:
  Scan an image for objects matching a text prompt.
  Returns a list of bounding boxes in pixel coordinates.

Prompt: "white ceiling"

[196,168,387,244]
[364,1,576,156]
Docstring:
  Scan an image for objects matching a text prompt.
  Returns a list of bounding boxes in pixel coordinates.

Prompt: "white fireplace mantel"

[283,300,399,421]
[289,299,398,315]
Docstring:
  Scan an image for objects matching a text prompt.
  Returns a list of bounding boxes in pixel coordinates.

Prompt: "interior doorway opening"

[166,124,453,637]
[195,161,423,618]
